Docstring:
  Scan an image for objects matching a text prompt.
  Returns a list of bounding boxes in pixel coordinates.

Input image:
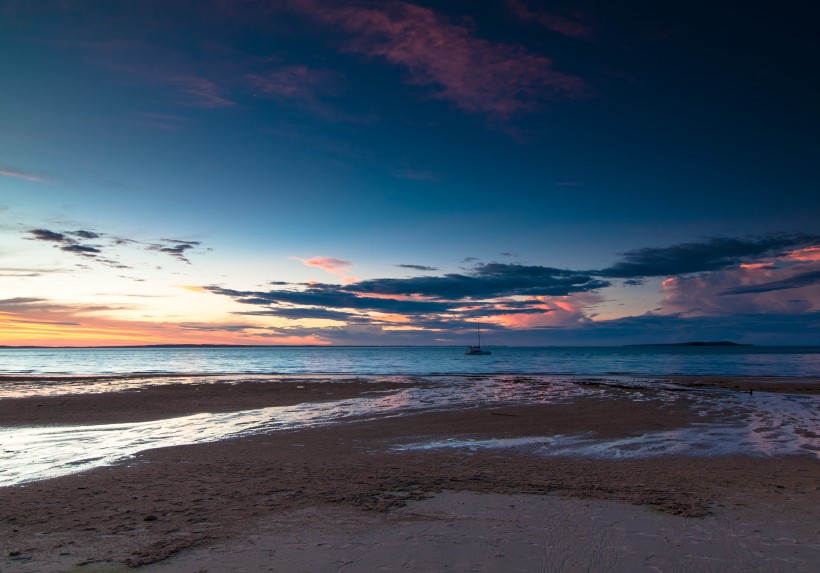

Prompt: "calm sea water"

[1,345,819,377]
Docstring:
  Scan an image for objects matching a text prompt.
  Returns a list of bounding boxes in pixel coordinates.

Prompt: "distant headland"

[626,341,753,347]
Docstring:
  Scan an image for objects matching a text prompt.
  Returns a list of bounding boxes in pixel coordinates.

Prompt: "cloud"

[249,65,341,99]
[661,265,819,316]
[0,267,68,277]
[290,0,584,118]
[295,256,354,279]
[27,228,103,261]
[206,285,452,314]
[600,234,820,278]
[136,112,188,131]
[71,230,101,240]
[511,311,820,346]
[61,244,103,255]
[391,167,439,181]
[28,229,67,242]
[0,297,328,346]
[167,76,235,108]
[147,239,202,264]
[721,269,820,296]
[204,262,610,336]
[350,263,609,299]
[26,227,206,266]
[0,167,47,182]
[397,264,438,271]
[507,0,591,38]
[237,307,356,321]
[198,233,819,344]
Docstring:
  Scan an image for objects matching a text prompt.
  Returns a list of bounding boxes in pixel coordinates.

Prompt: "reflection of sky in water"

[398,389,820,461]
[1,377,818,487]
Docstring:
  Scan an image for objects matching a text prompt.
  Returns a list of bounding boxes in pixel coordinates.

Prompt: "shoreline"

[1,374,818,571]
[1,374,818,426]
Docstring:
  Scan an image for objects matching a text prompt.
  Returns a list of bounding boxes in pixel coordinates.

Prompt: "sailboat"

[465,322,491,355]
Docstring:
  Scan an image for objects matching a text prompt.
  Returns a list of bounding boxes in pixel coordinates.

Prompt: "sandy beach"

[1,375,819,572]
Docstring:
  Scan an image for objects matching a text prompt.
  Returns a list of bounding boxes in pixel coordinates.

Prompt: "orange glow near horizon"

[0,311,329,347]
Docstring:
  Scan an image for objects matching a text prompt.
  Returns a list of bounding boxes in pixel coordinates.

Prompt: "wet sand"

[1,376,818,571]
[0,377,412,426]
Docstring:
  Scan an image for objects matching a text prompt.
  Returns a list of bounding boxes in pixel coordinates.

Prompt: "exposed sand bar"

[0,375,818,571]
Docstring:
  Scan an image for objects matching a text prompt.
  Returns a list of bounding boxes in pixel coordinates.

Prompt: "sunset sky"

[1,0,818,346]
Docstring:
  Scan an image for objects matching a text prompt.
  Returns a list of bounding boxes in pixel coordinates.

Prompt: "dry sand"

[1,377,818,572]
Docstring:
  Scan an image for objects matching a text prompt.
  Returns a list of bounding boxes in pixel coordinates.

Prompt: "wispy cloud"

[721,269,820,296]
[25,228,207,266]
[397,264,438,271]
[135,112,188,131]
[294,256,355,279]
[147,239,202,264]
[0,167,47,183]
[249,65,341,99]
[167,76,235,108]
[507,0,591,38]
[289,0,584,118]
[0,297,326,346]
[391,167,439,181]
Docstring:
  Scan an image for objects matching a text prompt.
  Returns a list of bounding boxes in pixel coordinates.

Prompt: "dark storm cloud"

[599,234,820,278]
[721,270,820,296]
[397,264,438,271]
[350,263,608,299]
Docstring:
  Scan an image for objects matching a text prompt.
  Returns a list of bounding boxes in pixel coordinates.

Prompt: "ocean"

[1,345,819,377]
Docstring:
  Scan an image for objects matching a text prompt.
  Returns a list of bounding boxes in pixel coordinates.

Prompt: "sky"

[1,0,818,346]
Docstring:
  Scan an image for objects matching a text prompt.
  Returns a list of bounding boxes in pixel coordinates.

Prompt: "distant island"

[627,341,753,347]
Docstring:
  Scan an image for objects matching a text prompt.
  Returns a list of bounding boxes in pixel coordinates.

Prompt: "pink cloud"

[295,256,357,282]
[507,0,591,38]
[290,0,584,118]
[785,246,820,262]
[167,76,235,108]
[661,264,820,316]
[490,293,601,328]
[0,168,46,182]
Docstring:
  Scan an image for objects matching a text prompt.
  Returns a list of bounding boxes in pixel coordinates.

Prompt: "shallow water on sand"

[1,376,817,487]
